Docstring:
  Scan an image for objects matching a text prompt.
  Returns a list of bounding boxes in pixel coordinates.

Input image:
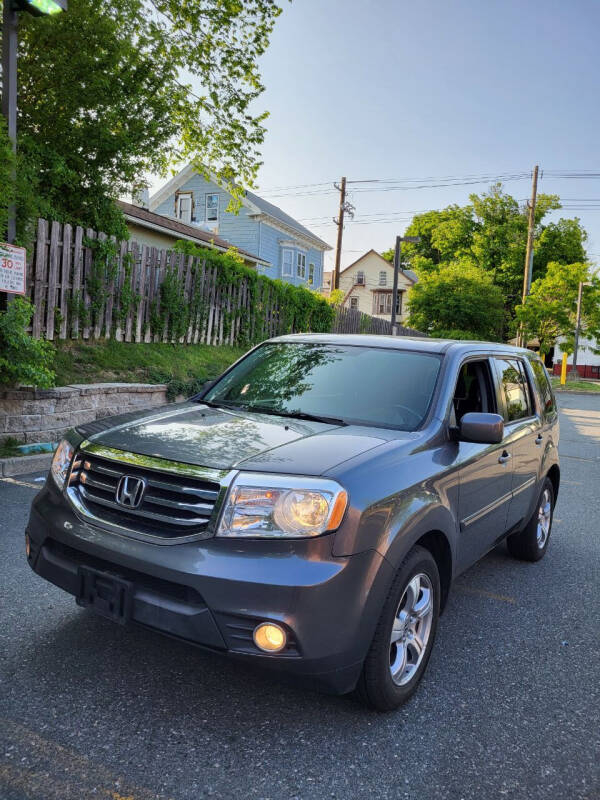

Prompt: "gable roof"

[148,164,331,252]
[340,249,417,283]
[118,201,268,266]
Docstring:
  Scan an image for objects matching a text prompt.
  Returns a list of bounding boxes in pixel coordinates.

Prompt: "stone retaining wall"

[0,383,168,444]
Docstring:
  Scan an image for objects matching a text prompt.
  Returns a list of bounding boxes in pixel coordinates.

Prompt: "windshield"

[203,342,441,431]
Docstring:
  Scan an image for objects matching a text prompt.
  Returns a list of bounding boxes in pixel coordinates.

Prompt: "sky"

[152,0,600,272]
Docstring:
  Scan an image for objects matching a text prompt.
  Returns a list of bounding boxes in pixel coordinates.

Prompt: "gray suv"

[26,335,559,711]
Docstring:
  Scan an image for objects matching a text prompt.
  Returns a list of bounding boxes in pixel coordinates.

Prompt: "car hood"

[78,402,391,474]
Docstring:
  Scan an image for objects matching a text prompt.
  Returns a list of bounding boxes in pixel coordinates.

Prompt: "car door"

[493,357,543,531]
[453,357,514,571]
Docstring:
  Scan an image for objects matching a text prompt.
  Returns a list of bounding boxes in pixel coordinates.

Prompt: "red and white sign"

[0,242,27,295]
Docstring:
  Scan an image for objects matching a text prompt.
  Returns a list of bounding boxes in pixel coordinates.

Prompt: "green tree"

[515,262,600,358]
[383,184,588,338]
[407,260,504,341]
[4,0,283,238]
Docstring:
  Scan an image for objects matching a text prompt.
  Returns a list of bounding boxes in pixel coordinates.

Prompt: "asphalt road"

[1,394,599,800]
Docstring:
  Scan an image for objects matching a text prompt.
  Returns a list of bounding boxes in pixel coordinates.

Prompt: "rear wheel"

[507,477,554,562]
[356,545,440,712]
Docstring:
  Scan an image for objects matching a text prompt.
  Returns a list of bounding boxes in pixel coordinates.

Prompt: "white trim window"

[375,292,392,315]
[379,270,387,286]
[350,297,359,310]
[176,192,193,223]
[356,270,365,285]
[308,262,315,285]
[206,193,219,222]
[297,252,306,279]
[282,248,293,277]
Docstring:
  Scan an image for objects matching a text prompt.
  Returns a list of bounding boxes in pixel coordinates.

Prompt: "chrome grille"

[67,445,225,541]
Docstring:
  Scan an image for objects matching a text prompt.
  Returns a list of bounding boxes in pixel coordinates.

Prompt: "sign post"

[0,241,27,296]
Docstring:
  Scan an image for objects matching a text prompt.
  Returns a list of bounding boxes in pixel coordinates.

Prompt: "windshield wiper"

[241,405,348,427]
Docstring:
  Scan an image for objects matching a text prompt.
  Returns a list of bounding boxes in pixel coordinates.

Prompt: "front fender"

[333,485,458,573]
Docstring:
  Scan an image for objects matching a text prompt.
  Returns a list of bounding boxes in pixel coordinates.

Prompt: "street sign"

[16,0,67,16]
[0,241,26,295]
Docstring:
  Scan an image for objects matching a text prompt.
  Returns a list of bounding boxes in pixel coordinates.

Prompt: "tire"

[507,476,554,562]
[356,545,440,712]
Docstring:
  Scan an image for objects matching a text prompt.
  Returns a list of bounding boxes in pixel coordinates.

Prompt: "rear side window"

[530,358,556,417]
[495,358,532,422]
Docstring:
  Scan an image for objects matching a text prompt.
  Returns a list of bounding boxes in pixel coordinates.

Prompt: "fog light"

[253,622,287,653]
[25,534,31,558]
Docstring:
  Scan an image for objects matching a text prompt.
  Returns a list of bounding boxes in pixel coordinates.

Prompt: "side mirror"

[459,412,504,444]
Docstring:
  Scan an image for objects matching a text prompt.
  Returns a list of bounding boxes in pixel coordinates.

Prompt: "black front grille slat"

[71,452,221,540]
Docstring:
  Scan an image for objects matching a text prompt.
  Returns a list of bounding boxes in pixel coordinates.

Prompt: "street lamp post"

[570,280,592,378]
[391,235,420,331]
[1,0,66,309]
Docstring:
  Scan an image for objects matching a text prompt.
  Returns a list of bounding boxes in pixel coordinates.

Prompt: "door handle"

[498,451,511,464]
[535,434,543,446]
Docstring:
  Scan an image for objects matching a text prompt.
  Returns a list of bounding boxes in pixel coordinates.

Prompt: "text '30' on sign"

[0,242,27,295]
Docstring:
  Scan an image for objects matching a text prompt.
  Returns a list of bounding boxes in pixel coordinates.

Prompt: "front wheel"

[507,477,554,562]
[356,546,440,712]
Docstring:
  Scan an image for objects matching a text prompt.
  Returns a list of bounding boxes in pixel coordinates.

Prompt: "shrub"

[0,297,55,388]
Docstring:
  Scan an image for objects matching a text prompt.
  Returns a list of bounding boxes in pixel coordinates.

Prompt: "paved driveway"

[1,395,599,800]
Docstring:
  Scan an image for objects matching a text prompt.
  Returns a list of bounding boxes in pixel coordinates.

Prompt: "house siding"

[153,174,259,258]
[151,171,325,289]
[338,251,414,322]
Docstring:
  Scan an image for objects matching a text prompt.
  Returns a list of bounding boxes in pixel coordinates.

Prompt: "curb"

[554,389,600,397]
[0,453,53,478]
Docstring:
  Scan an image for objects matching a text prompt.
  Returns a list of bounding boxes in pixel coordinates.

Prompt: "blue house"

[149,165,331,290]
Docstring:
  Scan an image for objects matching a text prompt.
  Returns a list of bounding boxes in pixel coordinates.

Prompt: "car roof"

[269,333,533,357]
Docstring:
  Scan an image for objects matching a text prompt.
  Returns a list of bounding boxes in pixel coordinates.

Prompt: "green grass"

[551,376,600,392]
[53,340,246,398]
[0,437,23,459]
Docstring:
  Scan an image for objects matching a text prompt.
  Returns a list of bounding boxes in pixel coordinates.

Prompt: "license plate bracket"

[77,566,133,625]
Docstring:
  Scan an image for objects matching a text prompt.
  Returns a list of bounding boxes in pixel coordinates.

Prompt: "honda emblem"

[115,475,146,509]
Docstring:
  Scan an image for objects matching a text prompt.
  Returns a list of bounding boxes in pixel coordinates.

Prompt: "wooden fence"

[25,218,425,344]
[332,306,425,337]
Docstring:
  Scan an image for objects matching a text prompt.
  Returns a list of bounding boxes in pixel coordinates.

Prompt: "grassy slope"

[53,340,246,395]
[551,376,600,392]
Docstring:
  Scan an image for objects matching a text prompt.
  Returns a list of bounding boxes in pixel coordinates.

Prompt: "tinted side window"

[495,358,531,422]
[530,358,556,417]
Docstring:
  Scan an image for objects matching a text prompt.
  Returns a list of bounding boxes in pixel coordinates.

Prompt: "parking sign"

[0,242,27,295]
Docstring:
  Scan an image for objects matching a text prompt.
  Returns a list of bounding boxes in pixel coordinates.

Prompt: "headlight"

[50,439,75,490]
[217,473,348,538]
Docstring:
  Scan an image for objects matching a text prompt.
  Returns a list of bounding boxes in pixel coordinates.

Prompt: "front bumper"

[26,481,393,694]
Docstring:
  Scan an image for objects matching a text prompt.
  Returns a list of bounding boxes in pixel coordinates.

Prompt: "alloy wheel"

[536,488,552,549]
[389,573,434,686]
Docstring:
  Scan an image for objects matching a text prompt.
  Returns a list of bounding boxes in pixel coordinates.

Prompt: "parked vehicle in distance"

[26,335,560,711]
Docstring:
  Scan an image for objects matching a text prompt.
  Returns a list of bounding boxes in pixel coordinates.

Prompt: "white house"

[338,250,417,323]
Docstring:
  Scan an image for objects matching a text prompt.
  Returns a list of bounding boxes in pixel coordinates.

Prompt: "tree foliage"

[0,298,55,388]
[4,0,283,238]
[383,184,588,339]
[515,262,600,357]
[407,260,504,341]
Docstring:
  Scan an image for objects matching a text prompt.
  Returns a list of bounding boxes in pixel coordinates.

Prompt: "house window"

[308,263,315,285]
[379,271,387,286]
[297,252,306,278]
[356,270,365,285]
[176,192,193,224]
[282,249,293,277]
[350,297,359,310]
[206,193,219,222]
[375,292,392,315]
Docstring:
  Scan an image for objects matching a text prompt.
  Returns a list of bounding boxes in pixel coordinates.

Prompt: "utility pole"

[332,177,346,291]
[332,177,355,290]
[571,280,592,377]
[517,165,539,347]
